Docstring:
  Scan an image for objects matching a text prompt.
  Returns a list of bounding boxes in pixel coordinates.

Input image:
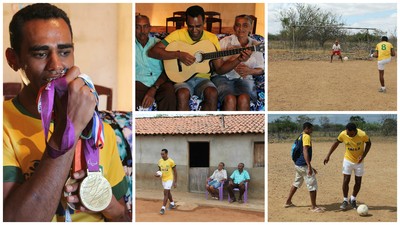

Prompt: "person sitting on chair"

[227,163,250,203]
[206,162,227,200]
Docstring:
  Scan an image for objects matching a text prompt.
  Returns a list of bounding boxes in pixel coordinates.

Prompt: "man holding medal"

[3,4,129,221]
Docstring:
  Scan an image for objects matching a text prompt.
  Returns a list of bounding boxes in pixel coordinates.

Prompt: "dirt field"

[136,199,265,222]
[268,55,397,111]
[268,141,397,222]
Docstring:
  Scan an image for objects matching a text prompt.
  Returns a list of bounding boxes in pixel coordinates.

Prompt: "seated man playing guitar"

[148,5,251,111]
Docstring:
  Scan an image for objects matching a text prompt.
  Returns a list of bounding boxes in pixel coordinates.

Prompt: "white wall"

[136,134,264,168]
[3,3,132,111]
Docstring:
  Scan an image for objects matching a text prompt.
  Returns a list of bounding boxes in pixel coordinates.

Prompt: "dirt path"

[136,199,265,222]
[268,60,397,111]
[268,141,397,222]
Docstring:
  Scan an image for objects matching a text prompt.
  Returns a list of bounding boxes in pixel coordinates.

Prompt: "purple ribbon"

[38,75,104,165]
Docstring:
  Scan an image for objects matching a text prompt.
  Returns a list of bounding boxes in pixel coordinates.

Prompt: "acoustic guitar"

[164,40,264,83]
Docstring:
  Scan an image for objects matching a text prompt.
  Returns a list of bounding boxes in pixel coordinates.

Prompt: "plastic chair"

[205,11,222,33]
[228,182,248,203]
[94,84,113,111]
[248,15,257,34]
[205,179,224,201]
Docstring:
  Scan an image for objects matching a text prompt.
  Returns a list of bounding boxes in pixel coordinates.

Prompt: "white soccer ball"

[156,171,162,177]
[357,204,368,216]
[370,54,374,58]
[343,56,349,61]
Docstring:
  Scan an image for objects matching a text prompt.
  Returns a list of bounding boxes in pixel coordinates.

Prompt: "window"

[254,142,265,167]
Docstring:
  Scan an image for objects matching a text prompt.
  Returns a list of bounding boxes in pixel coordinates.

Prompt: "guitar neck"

[202,45,256,61]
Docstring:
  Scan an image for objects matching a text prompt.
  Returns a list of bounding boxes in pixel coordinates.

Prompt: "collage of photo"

[1,1,398,223]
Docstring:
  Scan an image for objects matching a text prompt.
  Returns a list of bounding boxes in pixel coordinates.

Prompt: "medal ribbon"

[37,74,104,165]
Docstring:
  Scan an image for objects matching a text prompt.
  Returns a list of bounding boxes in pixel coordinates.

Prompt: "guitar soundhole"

[194,52,203,63]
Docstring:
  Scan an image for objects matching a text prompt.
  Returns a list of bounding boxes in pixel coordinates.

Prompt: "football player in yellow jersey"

[324,123,371,211]
[373,36,396,93]
[157,149,178,215]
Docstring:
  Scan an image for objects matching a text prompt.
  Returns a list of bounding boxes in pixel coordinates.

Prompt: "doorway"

[188,142,209,193]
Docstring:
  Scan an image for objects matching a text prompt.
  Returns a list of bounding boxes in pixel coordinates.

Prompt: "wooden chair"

[94,85,112,111]
[248,15,257,34]
[205,11,222,34]
[166,11,186,33]
[3,82,22,100]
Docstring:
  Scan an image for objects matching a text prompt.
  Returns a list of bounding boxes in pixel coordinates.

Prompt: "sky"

[267,114,396,125]
[268,3,397,35]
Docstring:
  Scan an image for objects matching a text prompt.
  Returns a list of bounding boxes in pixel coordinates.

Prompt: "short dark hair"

[381,36,389,42]
[346,122,357,131]
[136,14,150,25]
[9,3,73,54]
[239,162,245,167]
[186,5,205,23]
[161,149,168,154]
[303,122,313,130]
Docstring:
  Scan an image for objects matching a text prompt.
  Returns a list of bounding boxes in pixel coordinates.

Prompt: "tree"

[381,118,397,136]
[277,3,346,48]
[349,116,366,129]
[296,115,315,129]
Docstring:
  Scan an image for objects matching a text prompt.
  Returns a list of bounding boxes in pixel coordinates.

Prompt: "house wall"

[136,134,265,198]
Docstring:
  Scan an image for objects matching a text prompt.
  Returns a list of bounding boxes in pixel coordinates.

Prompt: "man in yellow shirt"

[157,149,178,215]
[148,5,251,110]
[3,3,129,221]
[324,123,371,210]
[373,36,396,93]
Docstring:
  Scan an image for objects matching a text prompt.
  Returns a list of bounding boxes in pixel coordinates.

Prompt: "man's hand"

[141,87,156,108]
[358,156,364,164]
[173,181,177,188]
[234,63,252,78]
[323,156,330,165]
[178,51,196,66]
[237,49,251,63]
[229,180,233,186]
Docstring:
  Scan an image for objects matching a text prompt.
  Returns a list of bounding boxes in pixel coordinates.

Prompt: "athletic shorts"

[333,50,341,55]
[162,180,173,190]
[211,75,257,103]
[342,158,364,177]
[174,77,216,99]
[293,165,318,191]
[378,58,391,70]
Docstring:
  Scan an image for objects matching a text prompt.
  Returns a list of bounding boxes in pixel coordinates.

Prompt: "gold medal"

[79,170,112,212]
[63,170,112,212]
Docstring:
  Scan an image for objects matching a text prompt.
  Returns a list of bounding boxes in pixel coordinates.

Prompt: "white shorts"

[378,58,391,70]
[162,180,173,190]
[293,165,318,191]
[342,159,364,177]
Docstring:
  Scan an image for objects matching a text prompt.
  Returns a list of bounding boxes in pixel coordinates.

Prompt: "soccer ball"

[156,171,162,177]
[357,204,368,216]
[343,56,349,61]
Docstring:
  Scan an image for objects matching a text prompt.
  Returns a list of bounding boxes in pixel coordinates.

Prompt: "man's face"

[238,163,244,171]
[346,129,357,137]
[186,15,204,41]
[15,18,74,95]
[234,17,251,38]
[304,126,313,135]
[135,17,150,43]
[161,151,168,159]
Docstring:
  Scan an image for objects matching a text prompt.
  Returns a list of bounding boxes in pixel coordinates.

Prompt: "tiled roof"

[136,114,264,135]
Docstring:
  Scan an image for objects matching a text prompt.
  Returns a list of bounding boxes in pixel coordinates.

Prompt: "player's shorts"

[174,77,216,99]
[293,165,318,191]
[332,50,341,55]
[342,158,364,177]
[162,180,173,190]
[378,58,391,70]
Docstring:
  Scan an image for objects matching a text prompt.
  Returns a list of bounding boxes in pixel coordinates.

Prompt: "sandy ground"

[268,141,397,222]
[268,59,397,111]
[136,199,265,222]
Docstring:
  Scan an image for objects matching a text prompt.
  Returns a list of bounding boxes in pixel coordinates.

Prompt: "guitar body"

[164,40,217,83]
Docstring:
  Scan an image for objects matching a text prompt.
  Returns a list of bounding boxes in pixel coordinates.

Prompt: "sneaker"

[340,201,348,210]
[168,204,177,210]
[160,208,165,215]
[379,87,386,93]
[350,200,357,209]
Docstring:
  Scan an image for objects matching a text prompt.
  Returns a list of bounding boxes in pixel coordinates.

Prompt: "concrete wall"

[3,3,132,111]
[136,134,265,198]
